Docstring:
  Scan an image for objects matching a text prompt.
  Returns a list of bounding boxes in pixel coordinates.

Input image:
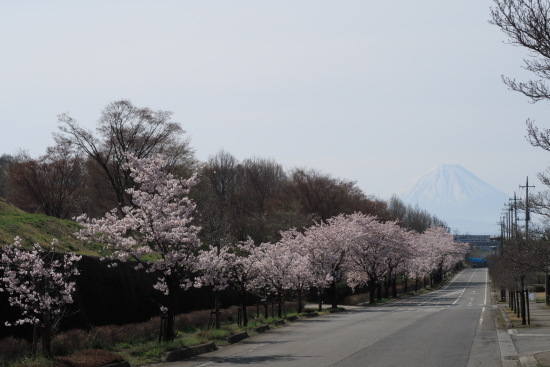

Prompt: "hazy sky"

[2,0,550,203]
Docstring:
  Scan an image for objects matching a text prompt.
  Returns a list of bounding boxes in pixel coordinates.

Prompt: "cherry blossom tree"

[345,214,395,304]
[196,245,231,329]
[380,223,412,298]
[0,237,81,358]
[77,154,200,341]
[302,214,358,310]
[252,234,309,318]
[402,232,431,292]
[419,226,468,284]
[221,239,260,326]
[278,229,312,314]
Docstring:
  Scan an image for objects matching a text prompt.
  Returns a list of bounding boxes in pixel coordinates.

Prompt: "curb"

[251,324,270,333]
[302,312,319,317]
[162,342,217,362]
[519,354,538,367]
[285,315,298,321]
[271,319,285,326]
[520,350,550,367]
[497,305,515,330]
[329,307,346,313]
[102,363,130,367]
[225,331,249,344]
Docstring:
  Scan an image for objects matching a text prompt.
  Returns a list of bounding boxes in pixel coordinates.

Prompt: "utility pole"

[508,199,514,240]
[520,177,535,243]
[504,207,509,241]
[509,194,521,242]
[500,217,504,246]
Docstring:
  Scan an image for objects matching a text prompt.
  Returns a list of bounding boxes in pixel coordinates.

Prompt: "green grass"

[111,310,303,366]
[0,199,102,256]
[3,308,310,367]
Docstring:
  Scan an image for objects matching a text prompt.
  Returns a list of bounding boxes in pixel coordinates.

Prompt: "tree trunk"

[516,290,521,318]
[215,291,220,330]
[277,292,282,318]
[383,277,390,299]
[242,292,248,326]
[520,279,526,325]
[32,323,39,358]
[404,276,408,294]
[392,276,397,298]
[415,278,419,292]
[525,288,531,325]
[330,281,338,309]
[369,281,376,304]
[297,288,303,314]
[166,282,176,342]
[377,282,382,300]
[318,288,324,312]
[42,315,53,359]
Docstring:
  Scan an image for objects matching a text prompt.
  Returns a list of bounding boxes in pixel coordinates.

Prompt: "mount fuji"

[394,164,509,235]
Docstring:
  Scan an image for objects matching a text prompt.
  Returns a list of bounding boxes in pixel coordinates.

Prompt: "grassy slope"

[0,199,101,256]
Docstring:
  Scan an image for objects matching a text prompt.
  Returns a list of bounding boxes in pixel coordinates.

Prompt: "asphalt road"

[163,268,501,367]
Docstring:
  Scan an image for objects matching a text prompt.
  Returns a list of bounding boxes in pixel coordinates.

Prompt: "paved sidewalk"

[497,297,550,367]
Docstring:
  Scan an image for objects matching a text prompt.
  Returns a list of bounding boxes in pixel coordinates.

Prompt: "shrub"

[52,329,88,356]
[0,336,32,362]
[55,349,124,367]
[342,293,370,305]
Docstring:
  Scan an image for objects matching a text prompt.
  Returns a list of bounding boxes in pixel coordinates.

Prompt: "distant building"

[454,234,499,252]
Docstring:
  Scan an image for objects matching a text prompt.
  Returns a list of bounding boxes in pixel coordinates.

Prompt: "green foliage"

[0,199,102,256]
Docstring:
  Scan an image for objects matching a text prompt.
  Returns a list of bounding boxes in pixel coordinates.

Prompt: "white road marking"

[478,306,485,331]
[484,269,488,305]
[442,271,464,290]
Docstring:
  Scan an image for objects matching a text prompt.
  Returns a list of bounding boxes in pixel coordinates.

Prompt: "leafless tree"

[287,168,368,222]
[55,100,197,212]
[0,154,14,199]
[386,196,448,233]
[8,142,85,219]
[206,150,238,208]
[194,150,239,247]
[490,1,550,222]
[490,0,550,102]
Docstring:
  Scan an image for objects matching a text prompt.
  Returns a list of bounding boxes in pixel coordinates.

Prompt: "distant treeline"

[0,100,447,246]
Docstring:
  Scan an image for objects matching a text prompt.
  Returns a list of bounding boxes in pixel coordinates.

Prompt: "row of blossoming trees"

[1,154,468,356]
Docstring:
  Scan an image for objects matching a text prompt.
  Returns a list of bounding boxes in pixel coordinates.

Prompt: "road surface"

[165,268,501,367]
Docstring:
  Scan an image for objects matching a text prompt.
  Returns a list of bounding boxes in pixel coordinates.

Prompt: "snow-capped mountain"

[395,164,509,235]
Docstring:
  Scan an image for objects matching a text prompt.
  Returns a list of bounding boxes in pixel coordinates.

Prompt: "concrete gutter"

[495,304,525,366]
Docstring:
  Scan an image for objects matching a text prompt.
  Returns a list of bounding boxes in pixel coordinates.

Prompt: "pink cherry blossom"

[76,153,201,341]
[0,236,81,358]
